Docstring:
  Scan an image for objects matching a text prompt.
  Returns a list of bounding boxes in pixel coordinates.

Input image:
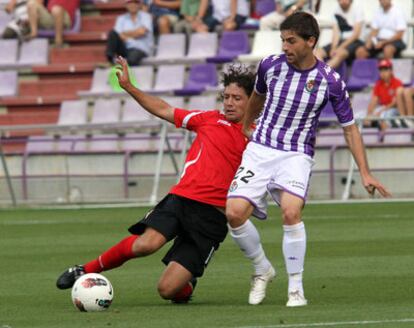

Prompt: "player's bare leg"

[226,198,275,305]
[279,191,308,307]
[158,261,195,303]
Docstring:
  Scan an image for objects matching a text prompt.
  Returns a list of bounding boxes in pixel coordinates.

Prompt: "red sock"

[84,235,138,273]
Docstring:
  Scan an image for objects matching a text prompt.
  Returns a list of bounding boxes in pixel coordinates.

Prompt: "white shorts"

[227,142,315,219]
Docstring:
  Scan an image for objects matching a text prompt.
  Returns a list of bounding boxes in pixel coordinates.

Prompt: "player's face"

[281,30,316,67]
[223,83,249,123]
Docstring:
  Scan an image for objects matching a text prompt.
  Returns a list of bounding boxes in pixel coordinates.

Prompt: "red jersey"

[48,0,80,27]
[373,76,402,106]
[170,109,248,207]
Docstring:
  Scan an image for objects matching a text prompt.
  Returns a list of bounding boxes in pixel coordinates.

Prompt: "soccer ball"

[71,273,114,312]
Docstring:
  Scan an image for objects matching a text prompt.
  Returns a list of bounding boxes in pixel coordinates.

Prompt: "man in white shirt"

[355,0,406,59]
[315,0,364,69]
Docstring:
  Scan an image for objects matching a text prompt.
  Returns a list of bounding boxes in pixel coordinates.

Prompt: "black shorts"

[128,194,228,277]
[323,39,364,61]
[368,39,406,58]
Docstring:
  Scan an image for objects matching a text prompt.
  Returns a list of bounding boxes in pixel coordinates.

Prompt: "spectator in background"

[2,0,29,39]
[203,0,250,32]
[106,0,153,66]
[26,0,80,47]
[355,0,406,59]
[364,59,407,130]
[315,0,364,69]
[150,0,181,34]
[259,0,310,30]
[173,0,209,35]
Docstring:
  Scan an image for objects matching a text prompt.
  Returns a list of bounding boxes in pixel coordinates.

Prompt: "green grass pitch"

[1,202,414,328]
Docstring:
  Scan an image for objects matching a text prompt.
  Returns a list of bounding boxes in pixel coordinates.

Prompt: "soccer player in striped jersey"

[56,57,255,304]
[226,12,390,307]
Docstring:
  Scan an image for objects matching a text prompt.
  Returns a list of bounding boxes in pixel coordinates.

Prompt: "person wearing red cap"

[26,0,80,46]
[364,59,407,129]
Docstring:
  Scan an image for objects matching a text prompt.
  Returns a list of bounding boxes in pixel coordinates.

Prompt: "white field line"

[234,318,414,328]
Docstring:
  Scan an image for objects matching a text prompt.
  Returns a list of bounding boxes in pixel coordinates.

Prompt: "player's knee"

[226,206,247,228]
[282,207,301,225]
[157,281,175,300]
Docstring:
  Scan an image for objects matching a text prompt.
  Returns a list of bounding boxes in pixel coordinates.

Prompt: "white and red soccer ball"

[71,273,113,312]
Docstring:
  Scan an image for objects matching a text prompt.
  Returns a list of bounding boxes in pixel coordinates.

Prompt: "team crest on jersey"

[305,80,316,93]
[229,180,238,192]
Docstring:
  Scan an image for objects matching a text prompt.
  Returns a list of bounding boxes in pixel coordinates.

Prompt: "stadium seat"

[351,92,371,119]
[37,9,82,37]
[174,63,218,96]
[392,59,413,86]
[346,59,379,91]
[178,32,218,63]
[73,134,120,152]
[90,98,121,123]
[78,68,112,98]
[360,128,381,144]
[238,31,281,63]
[187,95,218,111]
[161,96,185,109]
[57,100,88,126]
[142,33,186,65]
[0,9,11,36]
[207,31,250,63]
[152,64,185,94]
[121,98,154,123]
[316,128,346,147]
[25,135,78,153]
[121,133,163,153]
[131,66,154,92]
[255,0,276,17]
[382,128,413,144]
[0,70,18,97]
[0,39,18,68]
[18,38,49,67]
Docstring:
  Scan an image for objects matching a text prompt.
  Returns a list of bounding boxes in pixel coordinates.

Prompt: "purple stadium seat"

[0,39,18,68]
[131,66,154,92]
[18,38,49,66]
[37,9,81,37]
[360,128,381,144]
[142,33,186,65]
[121,133,161,152]
[347,59,379,91]
[187,95,217,111]
[382,128,413,144]
[161,96,185,109]
[174,63,218,96]
[0,70,18,97]
[207,31,250,63]
[91,98,121,123]
[392,59,413,86]
[57,100,88,126]
[78,68,112,97]
[151,64,185,94]
[316,128,346,147]
[255,0,276,16]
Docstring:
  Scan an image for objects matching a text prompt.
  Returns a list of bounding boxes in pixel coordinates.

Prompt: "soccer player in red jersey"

[56,56,255,303]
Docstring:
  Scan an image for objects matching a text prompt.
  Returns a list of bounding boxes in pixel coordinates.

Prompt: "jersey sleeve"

[174,108,211,131]
[254,56,275,95]
[329,74,355,127]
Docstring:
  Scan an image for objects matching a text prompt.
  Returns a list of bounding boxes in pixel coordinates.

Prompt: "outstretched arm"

[342,123,391,197]
[115,56,175,124]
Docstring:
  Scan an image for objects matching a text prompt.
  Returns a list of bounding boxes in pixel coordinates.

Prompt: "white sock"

[283,222,306,294]
[229,220,273,275]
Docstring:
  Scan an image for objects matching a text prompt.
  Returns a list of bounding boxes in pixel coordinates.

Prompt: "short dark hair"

[222,64,256,97]
[280,12,320,48]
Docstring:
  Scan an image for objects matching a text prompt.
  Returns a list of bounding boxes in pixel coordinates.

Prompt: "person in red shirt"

[27,0,80,46]
[56,56,255,304]
[365,59,405,129]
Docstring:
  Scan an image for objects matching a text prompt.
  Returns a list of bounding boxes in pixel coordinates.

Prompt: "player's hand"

[362,174,391,198]
[115,56,132,91]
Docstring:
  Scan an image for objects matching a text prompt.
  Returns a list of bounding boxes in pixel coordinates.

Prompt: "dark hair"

[222,64,256,97]
[280,12,320,48]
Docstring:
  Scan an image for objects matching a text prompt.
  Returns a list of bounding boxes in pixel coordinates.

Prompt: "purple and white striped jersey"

[253,54,354,157]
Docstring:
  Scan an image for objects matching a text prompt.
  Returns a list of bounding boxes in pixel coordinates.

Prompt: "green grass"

[1,202,414,328]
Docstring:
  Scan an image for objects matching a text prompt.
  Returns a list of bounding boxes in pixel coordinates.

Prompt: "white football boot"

[286,290,308,307]
[248,266,276,305]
